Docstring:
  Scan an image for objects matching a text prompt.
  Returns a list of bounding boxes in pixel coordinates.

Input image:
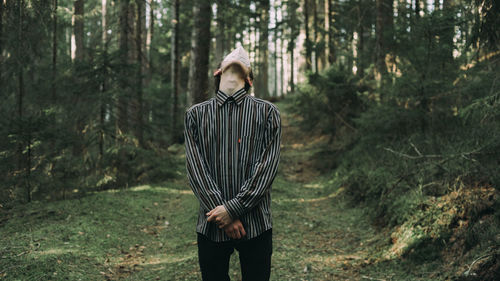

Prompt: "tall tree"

[99,0,107,158]
[273,0,279,97]
[312,0,318,73]
[324,0,333,66]
[171,0,180,142]
[0,0,2,55]
[215,0,228,67]
[279,1,285,96]
[117,0,130,136]
[71,0,84,61]
[256,0,270,98]
[134,0,144,147]
[303,0,312,71]
[356,0,369,78]
[317,0,326,71]
[375,0,393,85]
[284,0,301,93]
[17,0,26,199]
[187,0,212,105]
[146,0,154,79]
[72,0,85,157]
[51,0,57,101]
[442,0,455,63]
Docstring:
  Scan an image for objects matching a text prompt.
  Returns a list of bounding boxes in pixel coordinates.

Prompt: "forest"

[0,0,499,280]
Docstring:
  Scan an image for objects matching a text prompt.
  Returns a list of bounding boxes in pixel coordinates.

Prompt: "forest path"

[265,98,385,280]
[107,97,425,280]
[0,97,436,281]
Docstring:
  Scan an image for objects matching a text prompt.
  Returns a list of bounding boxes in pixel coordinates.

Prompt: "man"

[184,44,281,281]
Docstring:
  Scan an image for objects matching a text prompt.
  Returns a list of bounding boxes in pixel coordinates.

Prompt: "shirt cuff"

[223,198,245,220]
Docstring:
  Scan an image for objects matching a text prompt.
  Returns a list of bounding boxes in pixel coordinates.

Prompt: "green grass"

[0,98,455,281]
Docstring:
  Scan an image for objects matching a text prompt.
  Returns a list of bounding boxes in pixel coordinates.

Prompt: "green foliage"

[288,8,500,264]
[0,0,188,206]
[290,65,366,137]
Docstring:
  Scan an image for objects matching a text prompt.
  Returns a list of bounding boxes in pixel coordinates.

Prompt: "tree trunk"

[72,0,85,157]
[313,0,318,73]
[117,0,130,137]
[144,0,154,145]
[304,0,312,71]
[357,2,365,78]
[17,0,27,201]
[325,0,330,67]
[187,0,212,106]
[0,0,2,57]
[280,3,285,96]
[327,0,335,64]
[72,0,84,61]
[257,0,270,98]
[134,0,144,147]
[99,0,107,159]
[146,0,154,80]
[273,1,278,97]
[171,0,180,143]
[289,39,295,93]
[442,0,455,63]
[51,0,57,101]
[215,0,227,66]
[375,0,393,85]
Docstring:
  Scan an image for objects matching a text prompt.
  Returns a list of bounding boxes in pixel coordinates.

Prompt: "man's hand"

[223,219,247,239]
[206,205,233,229]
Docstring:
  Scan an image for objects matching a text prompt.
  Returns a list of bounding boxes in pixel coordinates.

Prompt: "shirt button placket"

[228,101,233,177]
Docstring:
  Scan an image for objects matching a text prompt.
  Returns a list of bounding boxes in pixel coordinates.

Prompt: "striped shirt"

[184,86,281,242]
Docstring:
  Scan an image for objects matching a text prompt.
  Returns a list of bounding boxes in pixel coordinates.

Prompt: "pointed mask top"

[220,45,251,75]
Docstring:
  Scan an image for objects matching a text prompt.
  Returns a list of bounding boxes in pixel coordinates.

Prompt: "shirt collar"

[216,87,248,107]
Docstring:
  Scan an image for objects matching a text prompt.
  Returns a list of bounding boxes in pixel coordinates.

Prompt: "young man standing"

[184,45,281,281]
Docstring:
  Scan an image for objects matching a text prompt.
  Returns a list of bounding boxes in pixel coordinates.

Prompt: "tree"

[256,0,270,98]
[171,0,180,142]
[303,0,312,71]
[375,0,393,85]
[187,0,212,106]
[117,0,130,137]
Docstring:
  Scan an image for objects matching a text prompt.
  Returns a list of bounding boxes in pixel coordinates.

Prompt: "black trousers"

[196,228,273,281]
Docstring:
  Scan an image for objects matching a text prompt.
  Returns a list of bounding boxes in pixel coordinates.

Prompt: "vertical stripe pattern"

[184,87,281,242]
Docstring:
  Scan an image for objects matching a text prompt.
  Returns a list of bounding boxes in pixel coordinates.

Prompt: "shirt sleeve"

[223,106,281,220]
[184,108,225,212]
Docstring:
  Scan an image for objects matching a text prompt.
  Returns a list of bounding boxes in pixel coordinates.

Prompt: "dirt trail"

[105,99,409,280]
[272,100,391,280]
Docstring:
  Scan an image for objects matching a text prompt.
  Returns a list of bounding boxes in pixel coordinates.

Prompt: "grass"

[0,98,457,281]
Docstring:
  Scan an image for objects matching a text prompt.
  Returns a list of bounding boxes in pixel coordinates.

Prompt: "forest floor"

[0,98,458,280]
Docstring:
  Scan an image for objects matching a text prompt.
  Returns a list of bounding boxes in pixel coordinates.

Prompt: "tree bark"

[187,0,212,106]
[17,0,27,201]
[375,0,393,84]
[289,39,295,93]
[117,0,130,137]
[51,0,57,101]
[313,0,318,73]
[146,0,154,78]
[215,0,227,66]
[171,0,180,143]
[72,0,85,157]
[72,0,84,61]
[357,0,365,78]
[327,0,335,64]
[99,0,107,159]
[304,0,312,71]
[257,0,270,98]
[273,0,278,97]
[134,0,144,147]
[442,0,455,63]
